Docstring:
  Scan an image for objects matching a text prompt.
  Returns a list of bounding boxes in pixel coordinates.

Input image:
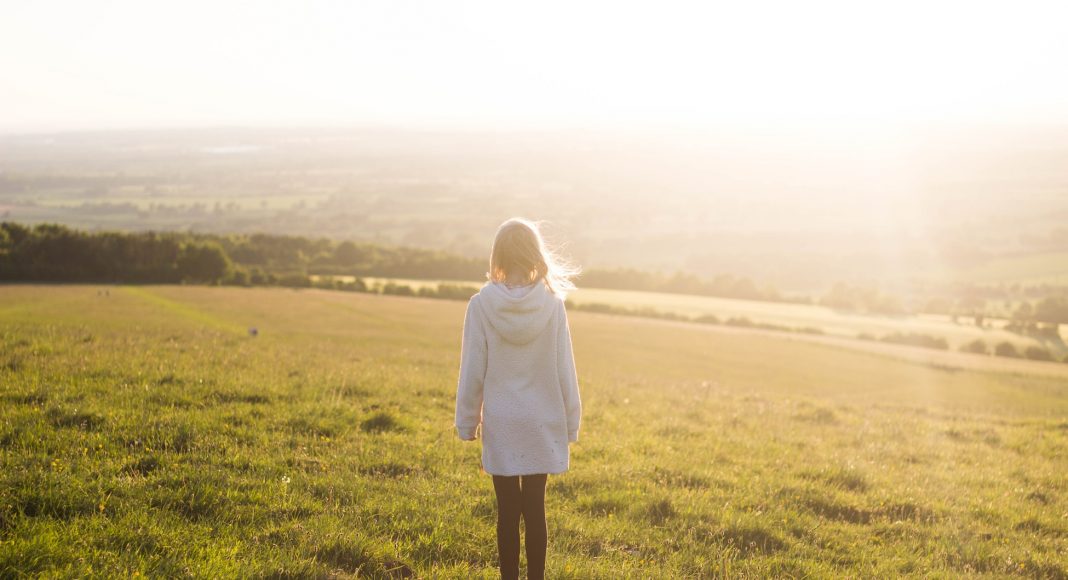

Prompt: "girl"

[455,218,582,580]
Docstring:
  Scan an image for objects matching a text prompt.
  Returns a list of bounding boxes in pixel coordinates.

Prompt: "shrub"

[340,278,368,292]
[960,339,988,355]
[1024,346,1054,361]
[879,332,948,350]
[429,283,479,300]
[994,342,1020,358]
[224,267,251,287]
[277,273,311,288]
[381,283,414,296]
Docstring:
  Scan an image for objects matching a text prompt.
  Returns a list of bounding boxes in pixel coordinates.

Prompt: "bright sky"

[3,0,1068,133]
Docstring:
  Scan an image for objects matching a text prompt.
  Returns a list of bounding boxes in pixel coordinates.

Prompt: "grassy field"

[1,285,1066,578]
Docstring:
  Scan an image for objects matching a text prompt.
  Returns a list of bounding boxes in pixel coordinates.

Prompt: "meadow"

[1,285,1066,578]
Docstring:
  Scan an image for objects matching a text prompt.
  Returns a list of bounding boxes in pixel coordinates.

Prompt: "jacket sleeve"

[557,301,582,442]
[455,297,487,440]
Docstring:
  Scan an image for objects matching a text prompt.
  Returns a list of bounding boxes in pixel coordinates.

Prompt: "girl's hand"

[457,425,479,441]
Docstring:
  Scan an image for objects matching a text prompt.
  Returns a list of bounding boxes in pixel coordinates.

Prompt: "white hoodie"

[455,281,582,476]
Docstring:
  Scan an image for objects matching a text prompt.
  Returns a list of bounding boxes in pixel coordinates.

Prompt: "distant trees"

[0,223,184,283]
[176,242,230,283]
[1024,346,1054,361]
[960,339,988,354]
[1034,296,1068,325]
[578,268,794,303]
[994,342,1020,358]
[820,282,906,315]
[1005,298,1066,338]
[0,222,487,285]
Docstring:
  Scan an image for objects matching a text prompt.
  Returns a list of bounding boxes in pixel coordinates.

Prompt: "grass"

[1,285,1066,578]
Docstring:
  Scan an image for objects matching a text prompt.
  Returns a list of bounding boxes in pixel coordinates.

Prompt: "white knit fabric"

[455,281,582,476]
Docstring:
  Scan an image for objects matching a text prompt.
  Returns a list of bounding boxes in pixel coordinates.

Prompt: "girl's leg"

[492,475,522,580]
[520,474,548,580]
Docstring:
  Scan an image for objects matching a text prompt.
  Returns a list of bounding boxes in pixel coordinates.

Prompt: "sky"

[3,0,1068,133]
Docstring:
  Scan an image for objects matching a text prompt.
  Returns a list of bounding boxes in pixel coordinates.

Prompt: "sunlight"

[3,0,1067,131]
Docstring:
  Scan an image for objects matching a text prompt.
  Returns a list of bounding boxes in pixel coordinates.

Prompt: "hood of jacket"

[477,281,559,345]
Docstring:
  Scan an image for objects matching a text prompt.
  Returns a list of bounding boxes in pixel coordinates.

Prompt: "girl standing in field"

[455,218,582,580]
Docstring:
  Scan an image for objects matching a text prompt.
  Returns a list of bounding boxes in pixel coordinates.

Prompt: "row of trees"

[0,223,232,284]
[5,222,1065,328]
[822,281,1068,326]
[576,268,797,303]
[0,223,488,285]
[0,223,798,304]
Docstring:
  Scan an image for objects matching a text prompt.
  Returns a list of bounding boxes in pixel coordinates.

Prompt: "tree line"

[5,222,1067,326]
[0,223,790,304]
[0,223,488,285]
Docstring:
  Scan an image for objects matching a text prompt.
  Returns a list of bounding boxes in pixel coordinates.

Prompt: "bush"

[994,342,1020,358]
[1024,346,1054,361]
[381,283,414,296]
[277,273,311,288]
[340,278,368,293]
[442,284,479,300]
[879,332,949,350]
[176,242,230,283]
[960,339,988,355]
[249,268,269,285]
[224,268,251,287]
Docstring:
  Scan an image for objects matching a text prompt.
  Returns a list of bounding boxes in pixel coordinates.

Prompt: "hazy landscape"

[4,1,1068,576]
[3,126,1068,294]
[2,125,1067,577]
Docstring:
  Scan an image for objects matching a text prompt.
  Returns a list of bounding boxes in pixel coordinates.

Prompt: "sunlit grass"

[1,285,1065,577]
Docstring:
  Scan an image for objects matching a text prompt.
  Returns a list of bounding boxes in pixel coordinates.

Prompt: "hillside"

[1,285,1066,577]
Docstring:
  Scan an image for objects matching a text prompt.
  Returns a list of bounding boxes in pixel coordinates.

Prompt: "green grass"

[1,285,1066,578]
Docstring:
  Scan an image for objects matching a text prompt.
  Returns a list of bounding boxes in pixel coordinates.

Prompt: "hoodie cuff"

[568,430,579,443]
[457,425,478,440]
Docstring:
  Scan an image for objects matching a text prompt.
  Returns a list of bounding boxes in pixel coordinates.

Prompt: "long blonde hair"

[488,218,579,298]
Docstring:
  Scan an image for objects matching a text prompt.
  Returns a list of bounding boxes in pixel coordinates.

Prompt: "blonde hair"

[488,218,579,298]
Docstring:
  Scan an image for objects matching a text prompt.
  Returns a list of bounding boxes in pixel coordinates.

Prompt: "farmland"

[322,276,1068,358]
[1,285,1066,577]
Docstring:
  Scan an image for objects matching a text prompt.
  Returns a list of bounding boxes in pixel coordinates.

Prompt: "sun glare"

[2,0,1067,132]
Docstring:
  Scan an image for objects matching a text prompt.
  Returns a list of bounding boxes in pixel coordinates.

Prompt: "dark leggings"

[492,474,547,580]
